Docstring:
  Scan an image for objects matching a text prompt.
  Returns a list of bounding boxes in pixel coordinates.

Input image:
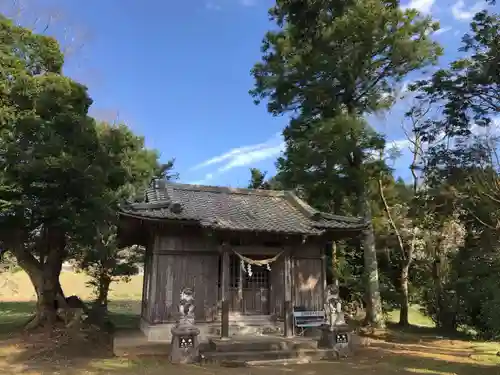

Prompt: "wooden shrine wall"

[143,234,219,324]
[292,244,325,311]
[141,230,326,324]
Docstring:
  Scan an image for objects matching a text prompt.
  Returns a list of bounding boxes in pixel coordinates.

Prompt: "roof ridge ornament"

[142,179,184,213]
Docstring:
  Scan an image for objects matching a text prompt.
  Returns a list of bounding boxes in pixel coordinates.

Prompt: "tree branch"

[378,171,407,260]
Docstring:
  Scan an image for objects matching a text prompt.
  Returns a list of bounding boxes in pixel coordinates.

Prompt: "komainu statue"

[324,284,346,328]
[178,287,195,325]
[170,287,200,364]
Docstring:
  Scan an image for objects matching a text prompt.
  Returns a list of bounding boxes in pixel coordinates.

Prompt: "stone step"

[245,357,320,366]
[213,314,275,323]
[201,348,341,366]
[208,337,317,352]
[207,324,282,337]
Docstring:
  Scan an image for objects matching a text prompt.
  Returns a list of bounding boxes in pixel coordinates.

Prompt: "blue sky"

[1,0,498,187]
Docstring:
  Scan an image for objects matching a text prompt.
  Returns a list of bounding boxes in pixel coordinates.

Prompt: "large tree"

[0,15,108,327]
[76,122,177,314]
[251,0,442,326]
[411,8,498,143]
[408,7,499,331]
[0,15,135,328]
[247,168,282,190]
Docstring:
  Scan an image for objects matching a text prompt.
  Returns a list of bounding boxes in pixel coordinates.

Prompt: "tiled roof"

[119,182,366,235]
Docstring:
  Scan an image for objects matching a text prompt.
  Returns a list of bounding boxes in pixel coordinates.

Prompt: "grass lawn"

[386,305,434,327]
[1,271,499,375]
[0,271,143,334]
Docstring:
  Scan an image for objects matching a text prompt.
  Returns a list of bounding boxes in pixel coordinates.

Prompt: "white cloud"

[470,116,500,136]
[451,0,485,21]
[398,75,431,99]
[365,139,411,164]
[389,116,500,165]
[239,0,257,6]
[205,0,258,10]
[217,143,284,172]
[188,133,285,184]
[399,80,414,97]
[401,0,436,13]
[434,26,452,35]
[191,134,283,171]
[388,139,412,150]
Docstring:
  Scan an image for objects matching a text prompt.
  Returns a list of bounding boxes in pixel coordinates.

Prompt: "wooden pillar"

[283,250,293,337]
[238,259,243,311]
[141,250,152,319]
[331,241,339,288]
[220,247,230,339]
[321,245,327,309]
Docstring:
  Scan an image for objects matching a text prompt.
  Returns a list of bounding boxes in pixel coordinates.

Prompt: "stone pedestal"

[169,324,201,364]
[317,324,353,358]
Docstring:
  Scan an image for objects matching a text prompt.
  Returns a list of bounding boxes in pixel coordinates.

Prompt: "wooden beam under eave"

[317,228,365,242]
[116,215,149,248]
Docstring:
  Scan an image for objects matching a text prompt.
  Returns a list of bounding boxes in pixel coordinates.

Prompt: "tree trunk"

[346,134,382,327]
[361,196,384,328]
[87,273,112,329]
[399,261,410,326]
[32,277,59,329]
[432,257,457,331]
[12,239,67,330]
[331,241,339,287]
[95,273,111,311]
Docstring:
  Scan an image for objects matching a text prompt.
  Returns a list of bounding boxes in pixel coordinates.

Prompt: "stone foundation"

[140,316,284,343]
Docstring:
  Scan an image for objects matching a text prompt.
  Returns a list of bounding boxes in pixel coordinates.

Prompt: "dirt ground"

[0,327,499,375]
[1,271,499,375]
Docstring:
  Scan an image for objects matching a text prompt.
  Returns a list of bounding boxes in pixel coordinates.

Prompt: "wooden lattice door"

[228,254,270,315]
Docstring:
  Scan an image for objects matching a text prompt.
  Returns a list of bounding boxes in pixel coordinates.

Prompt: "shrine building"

[117,180,366,342]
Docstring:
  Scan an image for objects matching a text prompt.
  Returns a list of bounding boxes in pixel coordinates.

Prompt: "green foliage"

[78,225,143,306]
[251,0,442,117]
[411,10,499,141]
[0,251,20,273]
[0,1,498,340]
[248,168,271,189]
[278,115,386,213]
[252,0,443,326]
[247,168,282,190]
[0,14,177,323]
[407,8,500,337]
[75,122,177,309]
[0,14,104,251]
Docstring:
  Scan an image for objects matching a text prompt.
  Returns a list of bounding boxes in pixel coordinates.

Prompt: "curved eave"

[313,222,368,231]
[119,210,199,225]
[117,213,366,242]
[119,210,323,236]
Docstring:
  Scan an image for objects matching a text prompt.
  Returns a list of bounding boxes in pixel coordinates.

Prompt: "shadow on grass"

[0,300,142,373]
[1,342,499,375]
[1,301,498,375]
[109,311,141,331]
[361,321,475,344]
[0,300,141,337]
[0,301,36,335]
